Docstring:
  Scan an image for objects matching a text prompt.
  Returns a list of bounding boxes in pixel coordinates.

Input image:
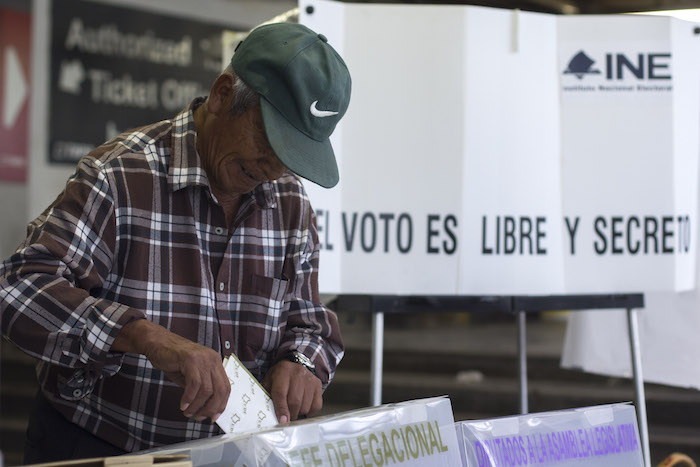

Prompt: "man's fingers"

[270,375,291,424]
[297,375,322,418]
[179,364,202,414]
[193,364,231,420]
[141,329,232,421]
[186,369,214,420]
[297,390,313,419]
[309,383,323,416]
[287,384,304,421]
[262,376,272,393]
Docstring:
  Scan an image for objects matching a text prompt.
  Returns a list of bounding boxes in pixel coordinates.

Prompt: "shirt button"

[219,282,225,291]
[215,227,224,235]
[224,340,231,350]
[72,389,82,398]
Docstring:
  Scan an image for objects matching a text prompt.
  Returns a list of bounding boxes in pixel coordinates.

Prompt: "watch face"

[292,351,315,370]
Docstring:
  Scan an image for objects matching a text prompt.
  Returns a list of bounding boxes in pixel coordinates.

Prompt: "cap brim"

[260,98,339,189]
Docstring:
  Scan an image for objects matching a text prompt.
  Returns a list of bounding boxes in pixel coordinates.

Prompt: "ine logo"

[563,50,672,81]
[563,51,600,79]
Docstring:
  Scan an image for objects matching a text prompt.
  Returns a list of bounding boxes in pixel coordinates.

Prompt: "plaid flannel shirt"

[0,98,344,451]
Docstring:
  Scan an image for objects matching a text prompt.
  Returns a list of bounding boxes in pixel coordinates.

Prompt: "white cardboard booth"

[301,0,700,297]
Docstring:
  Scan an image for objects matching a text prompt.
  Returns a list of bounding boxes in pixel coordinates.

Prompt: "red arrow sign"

[0,8,31,183]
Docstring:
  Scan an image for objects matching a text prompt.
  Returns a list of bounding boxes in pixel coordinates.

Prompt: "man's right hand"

[112,319,230,422]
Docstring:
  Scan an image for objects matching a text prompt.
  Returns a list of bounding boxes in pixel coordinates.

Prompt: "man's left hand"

[262,360,322,423]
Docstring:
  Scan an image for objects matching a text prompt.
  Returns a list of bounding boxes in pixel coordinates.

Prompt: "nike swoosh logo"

[310,100,339,118]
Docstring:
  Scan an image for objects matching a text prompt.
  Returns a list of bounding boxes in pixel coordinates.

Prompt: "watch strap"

[286,350,316,375]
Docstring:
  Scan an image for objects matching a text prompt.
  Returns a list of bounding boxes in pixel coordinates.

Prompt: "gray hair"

[222,63,260,116]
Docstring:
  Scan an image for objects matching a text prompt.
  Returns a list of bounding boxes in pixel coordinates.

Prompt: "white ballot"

[216,355,278,435]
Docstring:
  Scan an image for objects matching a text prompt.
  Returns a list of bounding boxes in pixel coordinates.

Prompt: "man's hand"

[112,319,230,422]
[262,360,322,423]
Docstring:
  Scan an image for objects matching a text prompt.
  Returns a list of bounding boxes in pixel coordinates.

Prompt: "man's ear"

[207,73,235,115]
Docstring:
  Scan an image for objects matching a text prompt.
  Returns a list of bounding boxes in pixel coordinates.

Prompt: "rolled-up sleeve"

[277,209,344,390]
[0,158,145,387]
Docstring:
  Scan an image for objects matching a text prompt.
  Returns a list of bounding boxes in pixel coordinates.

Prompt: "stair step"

[1,451,24,467]
[326,369,700,427]
[0,417,29,432]
[650,425,700,447]
[1,381,39,418]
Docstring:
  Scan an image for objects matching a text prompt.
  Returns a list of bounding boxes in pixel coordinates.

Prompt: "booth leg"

[371,311,384,407]
[517,310,528,414]
[627,307,651,467]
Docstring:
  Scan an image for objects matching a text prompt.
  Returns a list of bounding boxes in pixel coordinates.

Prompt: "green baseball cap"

[230,23,351,188]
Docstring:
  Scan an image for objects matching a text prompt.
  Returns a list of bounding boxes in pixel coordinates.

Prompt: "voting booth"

[301,1,700,296]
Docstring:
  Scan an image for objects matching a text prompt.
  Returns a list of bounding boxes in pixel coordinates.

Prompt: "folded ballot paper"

[216,355,278,435]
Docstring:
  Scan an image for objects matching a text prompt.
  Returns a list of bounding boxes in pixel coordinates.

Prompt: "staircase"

[2,311,699,466]
[322,310,700,466]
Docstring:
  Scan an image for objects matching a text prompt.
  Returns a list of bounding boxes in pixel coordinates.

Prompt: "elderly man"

[0,23,349,462]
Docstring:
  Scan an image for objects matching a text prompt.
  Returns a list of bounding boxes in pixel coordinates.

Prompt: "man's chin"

[211,181,256,197]
[230,181,259,194]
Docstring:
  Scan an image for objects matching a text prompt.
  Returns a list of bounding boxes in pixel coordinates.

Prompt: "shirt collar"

[168,97,277,210]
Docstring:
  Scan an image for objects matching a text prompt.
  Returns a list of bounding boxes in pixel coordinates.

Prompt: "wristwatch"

[287,351,316,375]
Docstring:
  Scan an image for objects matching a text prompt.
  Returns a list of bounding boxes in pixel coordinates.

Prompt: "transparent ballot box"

[456,403,644,467]
[136,396,463,467]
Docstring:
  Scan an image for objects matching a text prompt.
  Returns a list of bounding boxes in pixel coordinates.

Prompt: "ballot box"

[136,396,462,467]
[456,403,644,466]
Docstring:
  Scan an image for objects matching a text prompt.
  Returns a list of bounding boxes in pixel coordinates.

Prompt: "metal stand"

[513,295,649,467]
[627,307,651,467]
[348,293,649,465]
[370,310,384,406]
[517,310,528,414]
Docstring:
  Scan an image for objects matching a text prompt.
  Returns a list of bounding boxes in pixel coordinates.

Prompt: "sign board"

[558,14,700,292]
[137,396,462,467]
[48,0,239,164]
[457,403,643,466]
[0,7,31,182]
[299,0,700,295]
